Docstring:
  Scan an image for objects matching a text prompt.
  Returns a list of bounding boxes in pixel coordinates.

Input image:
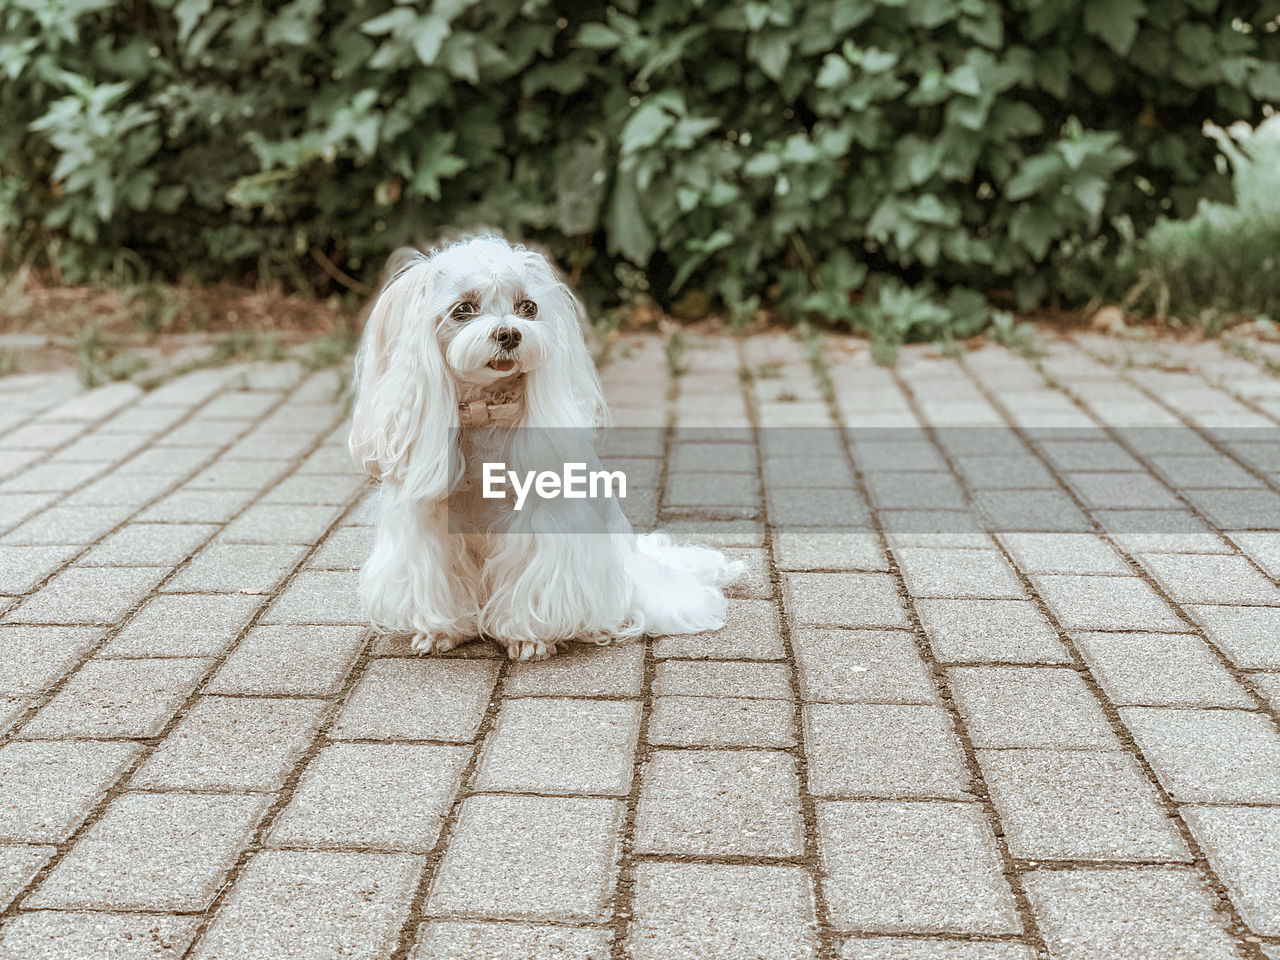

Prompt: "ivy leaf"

[412,15,451,66]
[1006,153,1064,199]
[748,31,790,81]
[576,24,621,49]
[816,54,852,88]
[554,141,607,234]
[606,169,656,265]
[1083,0,1145,56]
[411,134,467,200]
[620,96,678,155]
[361,7,416,36]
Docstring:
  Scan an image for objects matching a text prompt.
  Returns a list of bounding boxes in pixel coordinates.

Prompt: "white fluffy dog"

[349,234,743,660]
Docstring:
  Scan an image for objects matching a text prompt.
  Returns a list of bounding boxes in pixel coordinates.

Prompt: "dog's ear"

[521,249,608,430]
[349,255,459,499]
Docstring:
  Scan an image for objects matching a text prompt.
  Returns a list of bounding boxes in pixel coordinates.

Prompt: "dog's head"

[349,234,605,496]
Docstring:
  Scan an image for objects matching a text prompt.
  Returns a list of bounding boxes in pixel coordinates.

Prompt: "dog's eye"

[450,301,477,321]
[514,299,538,319]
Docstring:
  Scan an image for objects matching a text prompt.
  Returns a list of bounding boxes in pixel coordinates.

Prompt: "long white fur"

[349,234,744,660]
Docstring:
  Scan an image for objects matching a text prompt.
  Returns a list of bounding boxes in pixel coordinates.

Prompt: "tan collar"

[458,400,523,428]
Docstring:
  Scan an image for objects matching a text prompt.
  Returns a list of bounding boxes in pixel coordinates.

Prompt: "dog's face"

[428,238,560,388]
[349,234,606,493]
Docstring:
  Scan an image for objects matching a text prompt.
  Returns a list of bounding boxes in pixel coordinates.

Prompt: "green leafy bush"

[1134,115,1280,323]
[2,0,1277,341]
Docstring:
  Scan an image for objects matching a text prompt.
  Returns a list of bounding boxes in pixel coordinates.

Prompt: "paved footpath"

[0,330,1279,959]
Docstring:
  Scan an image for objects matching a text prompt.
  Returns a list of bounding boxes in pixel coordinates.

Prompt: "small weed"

[799,321,833,401]
[75,326,148,387]
[775,389,798,402]
[755,362,782,379]
[986,310,1041,359]
[934,337,965,360]
[870,338,900,367]
[663,328,688,377]
[301,327,359,371]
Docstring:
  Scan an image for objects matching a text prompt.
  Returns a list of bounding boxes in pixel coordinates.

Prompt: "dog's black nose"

[493,326,522,349]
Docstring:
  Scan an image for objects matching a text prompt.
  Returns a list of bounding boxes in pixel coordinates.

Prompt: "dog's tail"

[625,533,745,636]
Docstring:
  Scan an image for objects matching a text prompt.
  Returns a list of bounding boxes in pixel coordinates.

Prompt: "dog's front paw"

[410,632,463,655]
[504,638,559,661]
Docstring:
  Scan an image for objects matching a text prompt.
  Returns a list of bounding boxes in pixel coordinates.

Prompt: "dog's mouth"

[488,358,516,373]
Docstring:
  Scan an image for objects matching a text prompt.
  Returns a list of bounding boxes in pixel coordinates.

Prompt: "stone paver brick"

[948,667,1116,749]
[653,660,793,699]
[1031,575,1190,632]
[260,570,364,624]
[503,641,644,697]
[19,657,213,739]
[1138,552,1280,605]
[783,573,909,629]
[841,943,1036,960]
[0,741,140,843]
[1229,531,1280,579]
[773,532,888,571]
[1098,509,1231,556]
[3,566,167,625]
[664,472,761,509]
[137,488,259,524]
[77,522,217,567]
[102,593,263,658]
[1188,605,1280,669]
[670,441,758,474]
[817,801,1021,934]
[627,863,818,960]
[473,699,640,795]
[1120,707,1280,803]
[895,548,1026,600]
[1183,805,1280,936]
[634,750,804,857]
[260,473,368,505]
[206,625,366,696]
[412,922,612,960]
[978,749,1189,862]
[0,913,200,960]
[0,626,101,695]
[647,696,796,748]
[269,743,470,853]
[426,794,623,921]
[333,659,499,742]
[29,792,269,911]
[915,599,1070,664]
[1066,472,1183,510]
[132,696,327,791]
[162,542,307,593]
[0,544,80,593]
[766,488,871,529]
[652,598,785,659]
[1254,672,1280,709]
[804,704,971,799]
[998,532,1130,575]
[722,546,772,598]
[306,525,373,570]
[0,843,55,910]
[1,504,132,547]
[1023,867,1242,960]
[793,629,936,703]
[1073,631,1254,707]
[972,489,1091,533]
[221,504,344,544]
[191,850,423,960]
[1183,487,1280,530]
[185,459,292,491]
